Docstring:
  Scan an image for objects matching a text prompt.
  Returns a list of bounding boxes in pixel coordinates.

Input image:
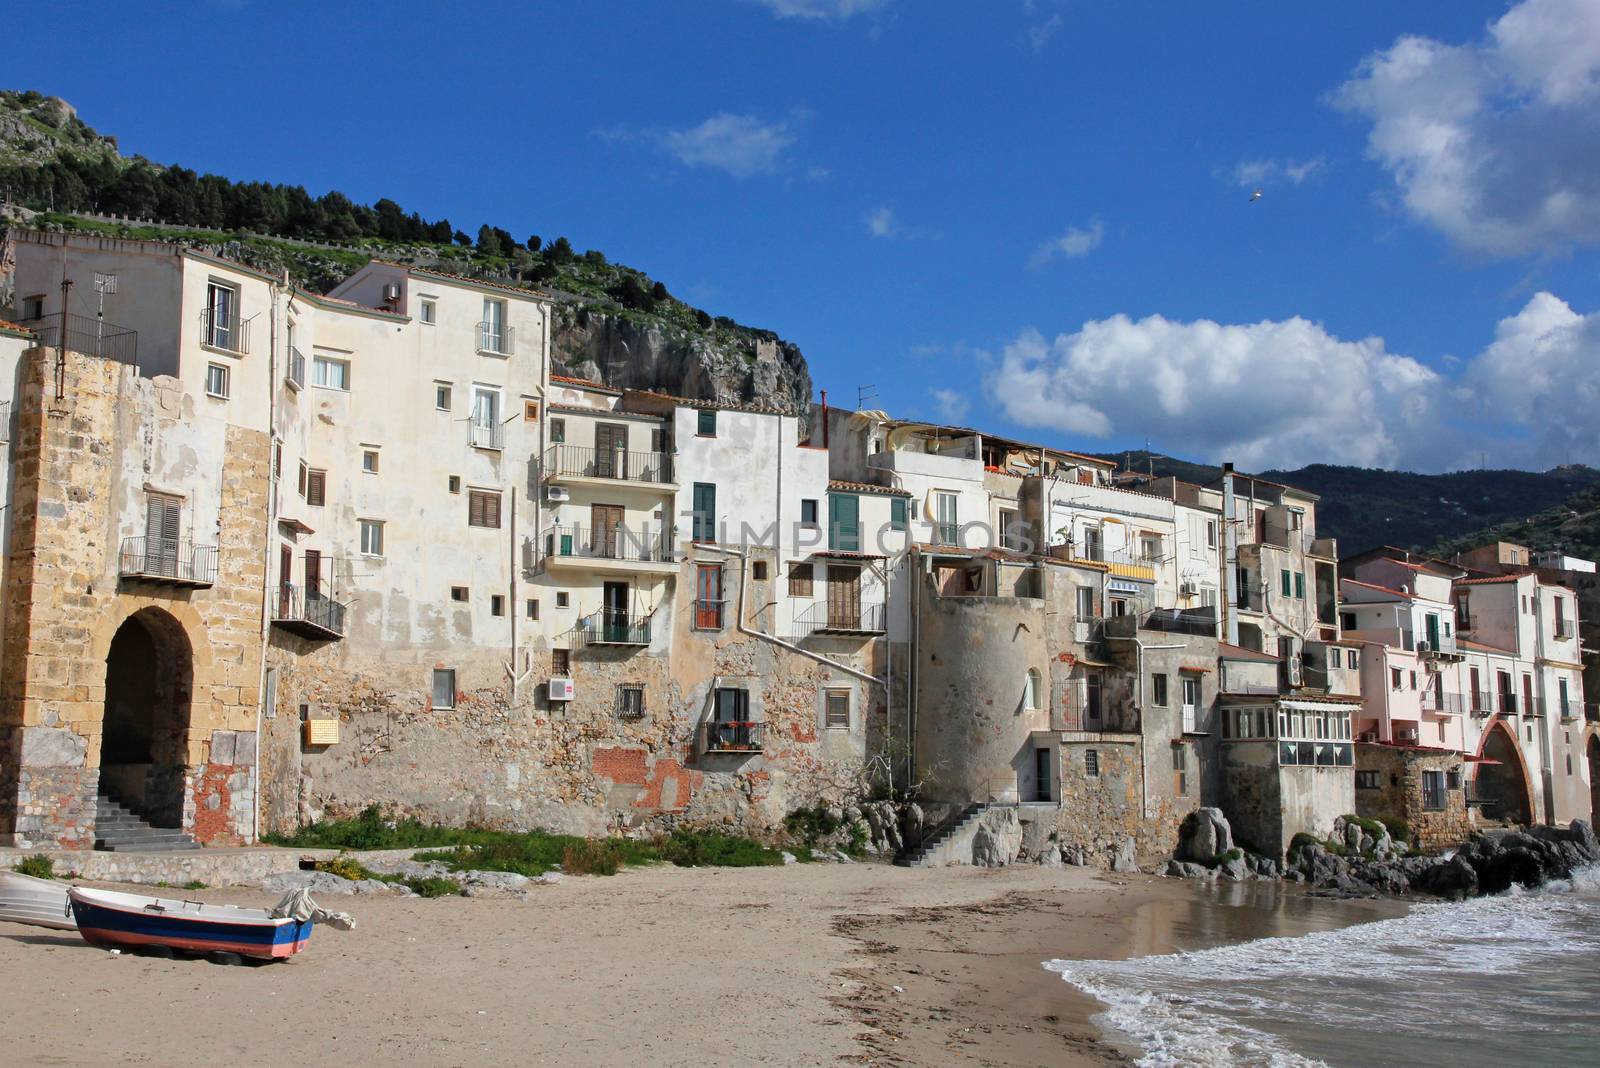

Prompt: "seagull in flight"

[1248,189,1263,203]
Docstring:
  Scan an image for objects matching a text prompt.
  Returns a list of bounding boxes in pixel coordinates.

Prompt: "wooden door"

[305,550,322,602]
[595,423,628,479]
[279,545,293,616]
[694,564,722,628]
[826,565,860,629]
[590,504,625,558]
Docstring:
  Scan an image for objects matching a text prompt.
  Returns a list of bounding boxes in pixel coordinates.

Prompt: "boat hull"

[0,871,76,930]
[68,888,312,959]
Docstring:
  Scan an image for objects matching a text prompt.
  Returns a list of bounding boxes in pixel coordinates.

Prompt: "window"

[480,297,508,353]
[419,298,436,324]
[448,475,461,494]
[1341,611,1357,631]
[697,408,717,436]
[1349,650,1360,669]
[524,399,538,422]
[312,355,350,390]
[471,387,502,448]
[1152,673,1168,707]
[829,493,860,552]
[305,468,327,507]
[205,362,229,399]
[694,564,724,629]
[22,294,43,321]
[450,586,469,602]
[933,491,959,545]
[1206,520,1217,548]
[526,599,539,620]
[1024,669,1042,711]
[272,442,282,481]
[800,499,819,527]
[435,384,452,411]
[789,562,814,597]
[1356,770,1381,789]
[556,592,569,608]
[1077,586,1095,621]
[550,418,565,443]
[1281,569,1292,597]
[468,489,502,528]
[142,493,182,575]
[552,648,570,675]
[298,460,308,498]
[618,684,646,719]
[1391,667,1402,690]
[359,519,384,556]
[204,281,240,351]
[1409,671,1417,690]
[752,561,768,581]
[1173,744,1188,795]
[432,669,456,710]
[692,483,717,542]
[490,595,505,617]
[1294,572,1305,599]
[1085,749,1100,778]
[1181,675,1201,733]
[362,449,379,474]
[715,687,750,723]
[1003,509,1023,551]
[1447,768,1463,790]
[1140,534,1161,561]
[890,497,907,531]
[825,689,850,729]
[1422,770,1446,811]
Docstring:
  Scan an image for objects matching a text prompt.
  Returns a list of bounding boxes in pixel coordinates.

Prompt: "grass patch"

[1342,815,1389,839]
[656,828,785,868]
[404,876,463,898]
[183,880,208,891]
[13,854,54,879]
[311,856,462,897]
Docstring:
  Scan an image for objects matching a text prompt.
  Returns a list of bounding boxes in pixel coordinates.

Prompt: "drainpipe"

[1223,462,1238,646]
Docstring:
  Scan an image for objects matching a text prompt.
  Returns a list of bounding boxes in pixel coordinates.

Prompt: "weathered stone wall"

[0,348,267,847]
[1053,737,1142,865]
[1355,744,1471,850]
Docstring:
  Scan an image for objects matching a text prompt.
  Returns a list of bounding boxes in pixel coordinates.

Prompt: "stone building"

[1353,742,1470,851]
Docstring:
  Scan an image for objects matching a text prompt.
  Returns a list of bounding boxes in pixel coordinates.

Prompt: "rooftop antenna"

[857,384,878,410]
[92,272,116,359]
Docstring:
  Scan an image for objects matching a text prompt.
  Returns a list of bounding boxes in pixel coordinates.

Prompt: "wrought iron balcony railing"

[271,584,347,639]
[477,322,514,356]
[576,611,652,646]
[28,312,139,365]
[1420,690,1468,715]
[470,421,504,450]
[692,598,726,630]
[792,600,886,638]
[118,537,218,586]
[199,308,249,354]
[286,346,306,389]
[701,720,764,753]
[543,444,674,484]
[543,524,675,564]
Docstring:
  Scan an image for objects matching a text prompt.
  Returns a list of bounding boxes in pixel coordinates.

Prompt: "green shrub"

[314,856,380,882]
[560,839,627,877]
[183,880,208,891]
[403,876,462,898]
[783,806,841,846]
[1343,814,1388,839]
[1379,817,1411,844]
[1214,847,1243,866]
[14,854,54,879]
[656,828,784,868]
[1287,832,1320,860]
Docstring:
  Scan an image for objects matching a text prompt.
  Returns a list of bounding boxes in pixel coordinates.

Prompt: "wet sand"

[0,863,1404,1067]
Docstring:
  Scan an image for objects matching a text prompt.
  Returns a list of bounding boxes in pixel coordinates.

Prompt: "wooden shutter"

[825,690,849,728]
[304,550,322,600]
[469,490,501,529]
[591,504,624,557]
[788,562,813,597]
[827,565,860,628]
[306,469,326,507]
[146,494,180,576]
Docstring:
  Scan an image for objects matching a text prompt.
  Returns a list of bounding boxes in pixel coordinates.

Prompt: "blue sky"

[12,0,1600,473]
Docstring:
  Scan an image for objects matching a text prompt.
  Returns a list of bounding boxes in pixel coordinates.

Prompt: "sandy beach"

[0,862,1403,1067]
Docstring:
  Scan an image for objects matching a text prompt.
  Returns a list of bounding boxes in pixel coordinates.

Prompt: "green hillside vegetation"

[1098,450,1600,555]
[1431,484,1600,562]
[0,89,785,355]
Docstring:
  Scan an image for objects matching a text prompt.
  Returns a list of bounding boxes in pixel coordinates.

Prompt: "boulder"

[971,808,1023,867]
[1111,837,1138,873]
[1218,853,1250,881]
[1037,844,1063,869]
[1343,821,1364,854]
[1176,808,1233,864]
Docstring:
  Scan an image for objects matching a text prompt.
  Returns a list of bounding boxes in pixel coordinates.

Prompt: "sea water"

[1046,868,1600,1067]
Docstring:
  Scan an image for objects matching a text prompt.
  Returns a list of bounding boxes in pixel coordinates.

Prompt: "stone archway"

[99,607,194,828]
[1475,719,1533,826]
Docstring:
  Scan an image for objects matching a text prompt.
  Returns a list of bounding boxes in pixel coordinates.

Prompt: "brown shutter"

[488,491,501,529]
[306,469,326,507]
[305,550,322,600]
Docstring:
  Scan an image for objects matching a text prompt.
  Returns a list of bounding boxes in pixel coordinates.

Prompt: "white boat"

[68,885,314,959]
[0,870,77,930]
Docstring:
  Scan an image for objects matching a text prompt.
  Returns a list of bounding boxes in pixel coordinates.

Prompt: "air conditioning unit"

[1417,640,1432,655]
[1286,657,1303,687]
[1397,727,1419,743]
[545,486,570,503]
[1359,731,1379,743]
[382,282,402,303]
[548,677,574,702]
[1179,580,1198,596]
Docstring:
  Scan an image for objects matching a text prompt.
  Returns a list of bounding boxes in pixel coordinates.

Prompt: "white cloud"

[1029,219,1104,268]
[1231,157,1324,188]
[752,0,891,21]
[865,206,898,238]
[930,388,970,424]
[1027,12,1064,52]
[1334,0,1600,256]
[660,114,796,178]
[987,293,1600,471]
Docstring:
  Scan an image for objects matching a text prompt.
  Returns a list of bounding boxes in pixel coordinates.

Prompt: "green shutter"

[693,483,716,541]
[890,497,907,531]
[1294,572,1305,599]
[829,494,860,552]
[1280,569,1291,597]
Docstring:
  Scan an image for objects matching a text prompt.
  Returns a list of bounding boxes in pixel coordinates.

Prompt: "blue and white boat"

[68,885,313,960]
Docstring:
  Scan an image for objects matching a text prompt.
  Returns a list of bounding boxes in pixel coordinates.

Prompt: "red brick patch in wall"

[592,747,648,786]
[192,763,244,846]
[634,758,698,812]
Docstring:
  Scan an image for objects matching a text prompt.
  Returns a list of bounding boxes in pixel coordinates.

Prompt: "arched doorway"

[100,608,194,828]
[1474,720,1533,826]
[1588,735,1600,829]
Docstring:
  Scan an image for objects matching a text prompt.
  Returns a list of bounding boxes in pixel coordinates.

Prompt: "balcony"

[792,601,886,638]
[701,720,764,754]
[199,309,249,355]
[1469,691,1495,716]
[286,346,306,389]
[541,524,676,575]
[118,537,218,587]
[576,611,652,647]
[692,598,726,630]
[1587,704,1600,725]
[1136,606,1217,638]
[470,421,504,451]
[1051,545,1158,583]
[271,585,347,640]
[1420,690,1468,715]
[477,322,514,357]
[27,312,139,365]
[1554,620,1576,640]
[543,444,675,487]
[1552,700,1581,723]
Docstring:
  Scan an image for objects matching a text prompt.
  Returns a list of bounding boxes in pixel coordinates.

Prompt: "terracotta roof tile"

[624,388,800,417]
[1340,577,1405,597]
[0,318,36,337]
[371,259,552,301]
[1455,575,1523,586]
[550,374,620,393]
[828,479,911,497]
[1217,642,1280,662]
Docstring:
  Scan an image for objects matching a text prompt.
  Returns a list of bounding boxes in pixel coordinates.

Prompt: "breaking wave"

[1045,868,1600,1067]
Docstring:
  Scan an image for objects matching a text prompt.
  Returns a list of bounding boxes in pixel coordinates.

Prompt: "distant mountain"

[0,89,811,412]
[1096,450,1600,555]
[1430,484,1600,563]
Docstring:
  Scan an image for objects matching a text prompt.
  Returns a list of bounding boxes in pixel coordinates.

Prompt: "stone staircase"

[94,793,200,852]
[892,803,986,868]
